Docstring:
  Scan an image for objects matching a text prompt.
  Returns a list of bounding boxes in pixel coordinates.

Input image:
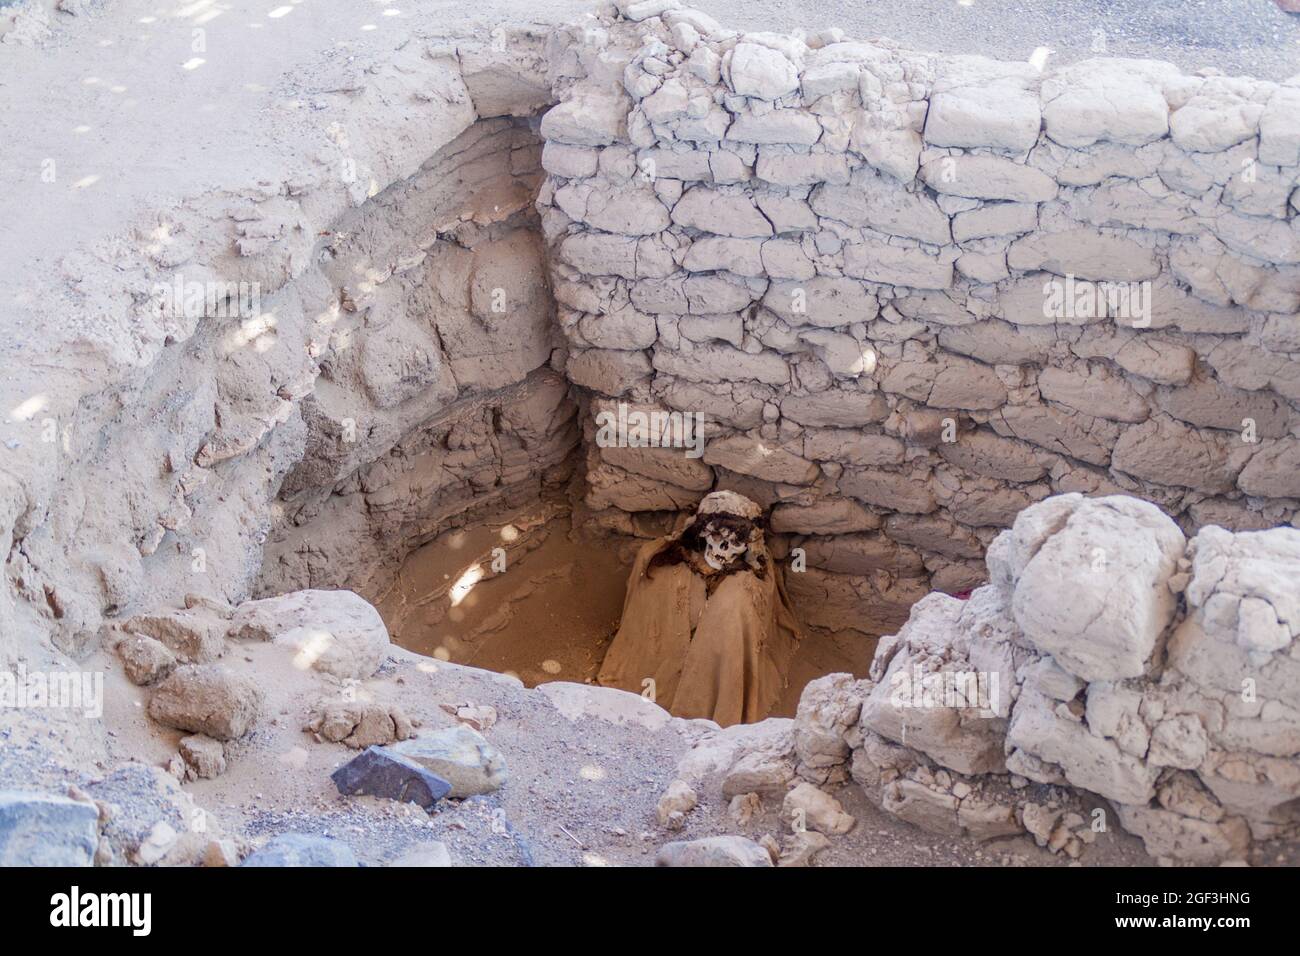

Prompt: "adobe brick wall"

[538,8,1300,637]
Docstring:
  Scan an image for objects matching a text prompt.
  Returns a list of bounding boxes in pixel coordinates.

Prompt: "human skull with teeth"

[701,520,750,571]
[693,491,765,575]
[648,490,768,583]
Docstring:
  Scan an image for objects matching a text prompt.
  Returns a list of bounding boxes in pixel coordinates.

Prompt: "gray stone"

[383,726,508,798]
[388,841,453,867]
[920,155,1057,203]
[0,791,99,867]
[540,90,629,146]
[242,833,359,867]
[1007,228,1159,281]
[782,781,855,835]
[703,435,820,484]
[655,835,773,866]
[331,746,452,809]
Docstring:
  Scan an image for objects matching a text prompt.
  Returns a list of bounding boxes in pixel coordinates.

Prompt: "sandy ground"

[376,511,877,718]
[28,629,1155,867]
[377,513,631,687]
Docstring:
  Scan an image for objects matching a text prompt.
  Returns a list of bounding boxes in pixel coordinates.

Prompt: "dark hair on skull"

[647,509,767,584]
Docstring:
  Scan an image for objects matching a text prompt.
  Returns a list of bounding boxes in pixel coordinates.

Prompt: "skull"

[685,491,766,574]
[700,518,750,571]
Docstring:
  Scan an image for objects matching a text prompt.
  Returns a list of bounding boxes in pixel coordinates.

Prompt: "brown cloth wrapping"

[596,535,802,727]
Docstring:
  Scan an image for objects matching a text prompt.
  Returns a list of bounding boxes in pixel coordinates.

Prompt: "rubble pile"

[680,493,1299,864]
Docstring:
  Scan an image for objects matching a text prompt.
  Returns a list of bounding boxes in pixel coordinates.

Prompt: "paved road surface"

[3,0,1298,77]
[687,0,1300,80]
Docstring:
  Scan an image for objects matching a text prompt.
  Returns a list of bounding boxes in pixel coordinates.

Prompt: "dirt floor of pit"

[375,513,878,718]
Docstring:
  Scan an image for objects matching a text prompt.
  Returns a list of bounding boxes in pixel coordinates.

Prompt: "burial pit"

[3,1,1300,868]
[241,17,1300,727]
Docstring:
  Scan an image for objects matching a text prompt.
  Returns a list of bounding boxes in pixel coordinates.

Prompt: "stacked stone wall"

[538,8,1300,638]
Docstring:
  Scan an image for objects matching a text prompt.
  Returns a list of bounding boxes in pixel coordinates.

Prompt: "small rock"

[656,779,698,827]
[782,782,855,835]
[147,664,263,741]
[331,746,451,809]
[728,792,762,827]
[617,0,681,22]
[203,839,240,867]
[0,791,99,866]
[453,703,497,731]
[179,734,226,779]
[957,796,1024,839]
[722,750,794,797]
[115,634,177,686]
[120,609,226,663]
[655,835,773,867]
[1047,821,1073,854]
[778,829,830,867]
[384,726,507,798]
[309,700,413,749]
[1022,802,1063,848]
[389,841,453,867]
[134,821,178,865]
[242,833,359,867]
